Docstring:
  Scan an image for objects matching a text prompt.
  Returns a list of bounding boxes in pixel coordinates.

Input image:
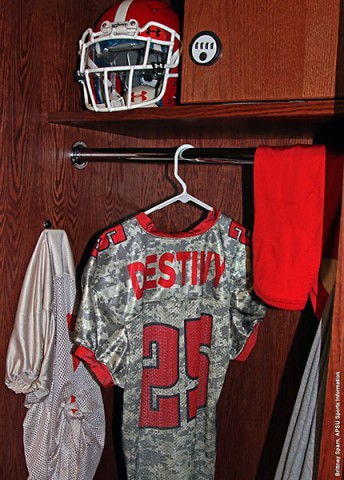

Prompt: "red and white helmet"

[77,0,180,112]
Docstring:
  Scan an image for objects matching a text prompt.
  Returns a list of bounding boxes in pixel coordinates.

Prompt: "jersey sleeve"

[5,232,55,401]
[229,239,267,361]
[74,249,128,389]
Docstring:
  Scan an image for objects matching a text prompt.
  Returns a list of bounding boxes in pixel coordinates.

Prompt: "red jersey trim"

[235,324,260,362]
[136,209,220,238]
[74,345,115,388]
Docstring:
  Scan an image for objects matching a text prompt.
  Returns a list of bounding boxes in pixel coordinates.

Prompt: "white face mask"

[77,16,180,112]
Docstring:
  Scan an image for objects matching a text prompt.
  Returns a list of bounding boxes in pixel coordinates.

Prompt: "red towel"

[252,145,326,310]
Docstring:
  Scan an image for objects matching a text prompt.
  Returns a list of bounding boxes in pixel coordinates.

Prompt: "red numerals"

[91,224,126,257]
[185,315,212,420]
[228,220,251,245]
[139,315,213,429]
[140,324,180,429]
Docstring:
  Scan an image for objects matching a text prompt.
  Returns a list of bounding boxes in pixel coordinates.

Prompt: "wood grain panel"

[181,0,341,103]
[0,2,35,478]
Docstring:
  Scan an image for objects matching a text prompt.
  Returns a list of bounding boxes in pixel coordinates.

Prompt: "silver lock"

[189,31,222,66]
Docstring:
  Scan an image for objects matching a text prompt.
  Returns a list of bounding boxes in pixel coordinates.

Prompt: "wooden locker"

[181,0,342,103]
[1,0,344,479]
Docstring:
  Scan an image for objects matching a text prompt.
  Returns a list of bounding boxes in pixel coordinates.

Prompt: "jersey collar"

[136,209,220,238]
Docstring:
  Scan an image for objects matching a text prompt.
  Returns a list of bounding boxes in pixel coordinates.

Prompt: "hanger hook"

[174,144,194,194]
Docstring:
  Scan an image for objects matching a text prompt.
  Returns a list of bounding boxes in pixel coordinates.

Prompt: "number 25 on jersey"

[139,314,213,429]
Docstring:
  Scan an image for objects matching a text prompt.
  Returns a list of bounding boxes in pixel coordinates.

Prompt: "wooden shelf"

[48,99,344,141]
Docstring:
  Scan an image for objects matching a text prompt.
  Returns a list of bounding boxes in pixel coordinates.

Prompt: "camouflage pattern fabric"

[75,209,266,480]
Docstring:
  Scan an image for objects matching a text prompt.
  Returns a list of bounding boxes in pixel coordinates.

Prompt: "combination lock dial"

[189,31,222,66]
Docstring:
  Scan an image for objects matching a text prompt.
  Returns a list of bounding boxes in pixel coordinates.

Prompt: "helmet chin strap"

[115,0,134,22]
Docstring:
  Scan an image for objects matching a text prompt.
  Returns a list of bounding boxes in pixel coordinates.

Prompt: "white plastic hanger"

[145,144,213,215]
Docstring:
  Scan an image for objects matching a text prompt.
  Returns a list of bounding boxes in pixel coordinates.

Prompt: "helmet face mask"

[77,1,180,112]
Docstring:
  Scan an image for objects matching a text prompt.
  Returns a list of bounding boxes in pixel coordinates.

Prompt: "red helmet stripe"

[115,0,134,22]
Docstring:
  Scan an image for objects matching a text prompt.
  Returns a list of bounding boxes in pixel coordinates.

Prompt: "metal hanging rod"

[71,142,255,169]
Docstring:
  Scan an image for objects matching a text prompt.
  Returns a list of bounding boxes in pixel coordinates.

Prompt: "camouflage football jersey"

[74,209,266,480]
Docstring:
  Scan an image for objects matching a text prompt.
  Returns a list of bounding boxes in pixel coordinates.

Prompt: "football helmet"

[77,0,180,112]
